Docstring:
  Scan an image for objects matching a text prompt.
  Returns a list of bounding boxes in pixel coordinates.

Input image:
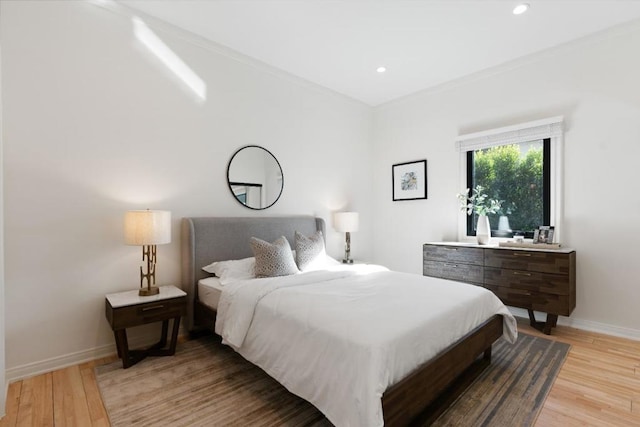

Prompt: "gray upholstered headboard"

[181,216,325,330]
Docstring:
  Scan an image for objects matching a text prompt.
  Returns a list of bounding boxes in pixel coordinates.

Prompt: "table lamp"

[124,209,171,296]
[335,212,359,264]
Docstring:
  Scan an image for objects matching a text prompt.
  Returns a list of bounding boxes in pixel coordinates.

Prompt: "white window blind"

[456,116,563,151]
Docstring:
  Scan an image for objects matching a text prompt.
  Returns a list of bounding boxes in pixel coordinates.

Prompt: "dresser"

[423,242,576,334]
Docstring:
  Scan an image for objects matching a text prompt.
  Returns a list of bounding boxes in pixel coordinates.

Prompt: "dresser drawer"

[423,260,484,285]
[485,250,572,275]
[423,245,484,266]
[484,267,569,295]
[485,285,571,316]
[107,296,187,329]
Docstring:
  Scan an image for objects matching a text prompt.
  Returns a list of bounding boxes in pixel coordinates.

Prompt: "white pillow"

[202,256,256,285]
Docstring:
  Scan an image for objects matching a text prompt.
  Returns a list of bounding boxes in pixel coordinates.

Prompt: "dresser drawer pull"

[513,252,532,257]
[513,271,532,277]
[142,305,165,312]
[443,247,458,251]
[444,263,459,268]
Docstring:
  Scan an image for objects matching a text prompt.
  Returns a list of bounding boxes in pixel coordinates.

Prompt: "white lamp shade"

[124,210,171,245]
[335,212,359,232]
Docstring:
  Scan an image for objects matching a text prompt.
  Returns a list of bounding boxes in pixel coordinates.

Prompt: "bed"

[181,216,516,426]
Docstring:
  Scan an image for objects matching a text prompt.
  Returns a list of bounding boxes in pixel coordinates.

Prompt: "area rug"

[95,333,569,426]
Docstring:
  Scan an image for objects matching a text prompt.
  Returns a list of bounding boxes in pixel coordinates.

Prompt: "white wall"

[1,1,373,378]
[372,22,640,336]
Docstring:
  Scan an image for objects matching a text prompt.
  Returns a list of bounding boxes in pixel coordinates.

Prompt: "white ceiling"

[119,1,640,106]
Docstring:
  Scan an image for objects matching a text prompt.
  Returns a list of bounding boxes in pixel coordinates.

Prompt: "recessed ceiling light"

[376,66,386,73]
[513,3,529,15]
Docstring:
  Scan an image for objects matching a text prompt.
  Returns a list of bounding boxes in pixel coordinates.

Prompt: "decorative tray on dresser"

[423,242,576,335]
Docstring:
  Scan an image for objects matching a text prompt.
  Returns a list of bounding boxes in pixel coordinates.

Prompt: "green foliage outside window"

[472,143,544,233]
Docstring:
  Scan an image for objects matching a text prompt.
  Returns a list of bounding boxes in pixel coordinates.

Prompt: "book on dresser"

[422,242,576,335]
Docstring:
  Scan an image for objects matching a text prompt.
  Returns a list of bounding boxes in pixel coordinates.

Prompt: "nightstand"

[105,285,187,368]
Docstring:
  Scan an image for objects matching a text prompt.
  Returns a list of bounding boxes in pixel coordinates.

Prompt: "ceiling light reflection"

[133,17,207,101]
[513,4,530,15]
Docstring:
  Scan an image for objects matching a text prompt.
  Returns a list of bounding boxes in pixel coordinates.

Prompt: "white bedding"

[198,277,224,310]
[215,265,517,427]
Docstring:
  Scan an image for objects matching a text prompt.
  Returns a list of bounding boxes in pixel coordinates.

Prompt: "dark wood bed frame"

[181,216,503,426]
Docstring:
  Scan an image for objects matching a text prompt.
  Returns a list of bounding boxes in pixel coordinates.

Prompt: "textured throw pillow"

[250,236,299,278]
[295,230,326,271]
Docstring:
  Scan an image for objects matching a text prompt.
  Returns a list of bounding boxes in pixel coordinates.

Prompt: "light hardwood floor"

[1,318,639,426]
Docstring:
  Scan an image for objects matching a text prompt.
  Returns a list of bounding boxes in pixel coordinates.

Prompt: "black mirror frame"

[226,145,284,210]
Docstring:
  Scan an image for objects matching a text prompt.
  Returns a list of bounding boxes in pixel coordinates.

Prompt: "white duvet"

[215,265,517,427]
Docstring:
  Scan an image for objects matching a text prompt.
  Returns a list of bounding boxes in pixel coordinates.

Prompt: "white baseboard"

[508,307,640,341]
[6,342,118,383]
[6,330,184,383]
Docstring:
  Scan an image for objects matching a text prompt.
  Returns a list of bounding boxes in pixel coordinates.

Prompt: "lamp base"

[139,286,160,296]
[342,259,354,264]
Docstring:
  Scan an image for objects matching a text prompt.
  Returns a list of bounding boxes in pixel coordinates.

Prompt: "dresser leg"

[528,310,558,335]
[527,309,537,327]
[544,314,558,335]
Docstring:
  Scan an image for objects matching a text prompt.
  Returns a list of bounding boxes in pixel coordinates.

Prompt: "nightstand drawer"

[484,267,569,295]
[484,285,571,315]
[423,245,484,266]
[423,260,484,284]
[485,250,571,275]
[107,296,187,329]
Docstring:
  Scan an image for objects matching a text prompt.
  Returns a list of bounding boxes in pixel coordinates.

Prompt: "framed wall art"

[392,159,427,201]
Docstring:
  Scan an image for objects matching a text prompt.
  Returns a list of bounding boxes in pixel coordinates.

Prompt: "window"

[456,117,564,242]
[466,139,550,238]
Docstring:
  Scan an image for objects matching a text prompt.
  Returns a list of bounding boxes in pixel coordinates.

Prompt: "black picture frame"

[392,159,427,201]
[533,225,555,244]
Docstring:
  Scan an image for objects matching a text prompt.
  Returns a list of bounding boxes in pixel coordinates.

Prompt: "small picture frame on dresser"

[533,226,555,244]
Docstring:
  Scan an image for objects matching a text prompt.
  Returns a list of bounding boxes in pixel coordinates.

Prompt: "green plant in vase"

[457,185,501,244]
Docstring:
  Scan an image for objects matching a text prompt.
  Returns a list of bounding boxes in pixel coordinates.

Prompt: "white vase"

[476,215,491,245]
[498,215,511,231]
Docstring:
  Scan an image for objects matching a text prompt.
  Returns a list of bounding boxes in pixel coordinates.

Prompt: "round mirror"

[227,145,284,210]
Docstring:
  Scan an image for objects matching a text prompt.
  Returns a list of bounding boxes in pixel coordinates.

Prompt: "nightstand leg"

[159,319,169,348]
[169,316,181,355]
[113,331,122,358]
[114,329,131,368]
